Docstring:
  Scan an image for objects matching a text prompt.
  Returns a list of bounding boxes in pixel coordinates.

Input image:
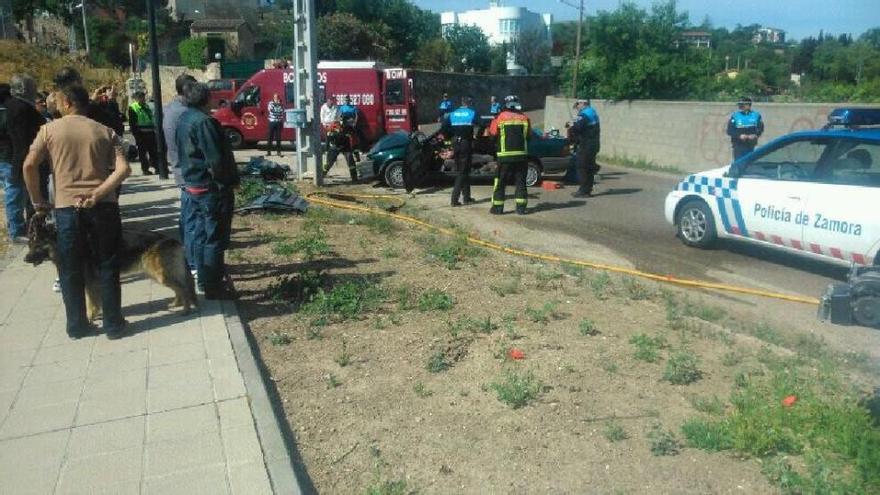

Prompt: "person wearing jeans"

[0,160,26,241]
[0,81,44,243]
[23,85,131,339]
[176,82,239,300]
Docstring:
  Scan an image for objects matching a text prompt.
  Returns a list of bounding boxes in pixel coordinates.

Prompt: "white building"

[440,1,552,74]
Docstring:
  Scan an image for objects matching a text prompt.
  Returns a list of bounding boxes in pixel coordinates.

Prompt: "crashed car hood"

[369,131,410,155]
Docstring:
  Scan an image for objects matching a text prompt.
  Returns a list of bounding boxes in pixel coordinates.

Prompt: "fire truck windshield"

[385,79,405,106]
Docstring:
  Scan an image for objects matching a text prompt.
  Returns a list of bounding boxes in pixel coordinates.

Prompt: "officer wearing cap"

[727,96,764,160]
[570,99,601,197]
[487,95,531,215]
[442,96,479,206]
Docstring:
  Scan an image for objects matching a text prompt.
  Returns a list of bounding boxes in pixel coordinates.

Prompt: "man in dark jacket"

[176,82,239,300]
[0,82,44,243]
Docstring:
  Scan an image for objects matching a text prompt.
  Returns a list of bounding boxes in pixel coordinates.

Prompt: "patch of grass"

[302,279,386,320]
[501,314,522,340]
[365,480,409,495]
[234,178,264,208]
[424,234,482,269]
[682,362,880,493]
[271,240,298,257]
[449,316,496,337]
[426,351,450,373]
[307,317,327,340]
[663,351,703,385]
[362,213,397,234]
[621,276,653,301]
[268,332,292,346]
[535,267,564,289]
[267,270,325,305]
[380,246,401,259]
[525,301,562,325]
[490,274,522,297]
[417,289,455,312]
[598,153,688,175]
[334,340,352,367]
[490,370,543,409]
[578,319,599,336]
[722,351,742,367]
[590,272,612,299]
[648,425,681,456]
[325,374,340,389]
[629,333,667,363]
[602,359,620,374]
[690,395,725,415]
[749,321,785,346]
[413,382,433,398]
[395,285,416,311]
[306,205,355,225]
[603,422,628,442]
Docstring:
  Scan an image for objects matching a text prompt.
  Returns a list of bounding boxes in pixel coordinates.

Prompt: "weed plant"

[663,351,703,385]
[417,289,454,311]
[629,333,667,363]
[490,370,543,409]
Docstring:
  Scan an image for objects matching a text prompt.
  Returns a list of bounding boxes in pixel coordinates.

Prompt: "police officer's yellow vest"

[129,101,154,128]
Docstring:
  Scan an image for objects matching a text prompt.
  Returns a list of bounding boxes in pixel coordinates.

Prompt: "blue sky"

[412,0,880,40]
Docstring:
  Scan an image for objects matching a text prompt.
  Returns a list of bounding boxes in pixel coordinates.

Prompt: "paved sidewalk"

[0,176,282,494]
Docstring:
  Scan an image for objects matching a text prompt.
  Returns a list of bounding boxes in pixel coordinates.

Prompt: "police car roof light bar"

[824,108,880,129]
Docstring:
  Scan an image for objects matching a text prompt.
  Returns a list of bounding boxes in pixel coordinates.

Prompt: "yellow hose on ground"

[305,191,822,306]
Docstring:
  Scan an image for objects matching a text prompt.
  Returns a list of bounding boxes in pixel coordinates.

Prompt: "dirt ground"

[228,182,878,494]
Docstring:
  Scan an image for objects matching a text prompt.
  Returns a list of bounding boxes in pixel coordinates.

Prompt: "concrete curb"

[221,299,315,495]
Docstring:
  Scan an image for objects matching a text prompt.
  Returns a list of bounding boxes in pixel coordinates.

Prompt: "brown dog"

[26,215,197,319]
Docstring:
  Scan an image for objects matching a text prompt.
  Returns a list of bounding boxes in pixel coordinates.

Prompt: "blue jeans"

[55,204,124,334]
[185,188,234,294]
[179,189,199,272]
[0,161,26,238]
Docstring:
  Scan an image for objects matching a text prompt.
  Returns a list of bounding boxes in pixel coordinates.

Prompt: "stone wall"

[543,96,878,173]
[412,71,554,124]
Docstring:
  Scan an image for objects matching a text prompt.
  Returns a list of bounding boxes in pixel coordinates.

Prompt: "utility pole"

[559,0,585,99]
[146,0,169,179]
[79,1,89,55]
[292,0,323,185]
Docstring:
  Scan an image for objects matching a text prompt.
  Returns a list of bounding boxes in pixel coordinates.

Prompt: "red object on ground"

[541,181,563,190]
[508,348,525,360]
[782,395,797,407]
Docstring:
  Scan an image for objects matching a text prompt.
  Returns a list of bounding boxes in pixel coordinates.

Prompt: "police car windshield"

[737,137,880,186]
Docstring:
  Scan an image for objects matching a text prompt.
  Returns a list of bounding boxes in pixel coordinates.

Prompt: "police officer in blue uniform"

[571,99,601,198]
[442,96,480,206]
[438,93,454,122]
[727,96,764,160]
[338,95,365,153]
[489,95,501,116]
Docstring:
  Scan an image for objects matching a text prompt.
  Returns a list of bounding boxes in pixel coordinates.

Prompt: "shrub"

[663,351,703,385]
[490,370,542,409]
[178,37,208,69]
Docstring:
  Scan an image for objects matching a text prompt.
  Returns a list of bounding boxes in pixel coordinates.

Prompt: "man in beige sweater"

[23,85,131,339]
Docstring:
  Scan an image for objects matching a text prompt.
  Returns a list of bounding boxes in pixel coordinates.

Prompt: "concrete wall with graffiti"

[543,96,858,173]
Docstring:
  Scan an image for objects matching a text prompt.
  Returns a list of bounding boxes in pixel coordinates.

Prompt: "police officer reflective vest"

[339,104,357,120]
[727,110,764,142]
[489,110,530,163]
[447,106,478,139]
[129,101,154,129]
[578,106,600,126]
[439,98,453,113]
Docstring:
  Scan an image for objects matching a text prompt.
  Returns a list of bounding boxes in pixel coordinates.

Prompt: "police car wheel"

[384,161,405,189]
[526,160,542,187]
[225,128,244,149]
[677,200,717,248]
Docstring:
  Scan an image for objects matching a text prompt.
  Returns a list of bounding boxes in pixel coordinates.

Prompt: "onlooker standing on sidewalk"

[52,68,124,136]
[0,81,44,244]
[320,96,339,129]
[176,82,239,300]
[163,74,199,281]
[266,93,285,157]
[22,85,131,339]
[128,91,159,175]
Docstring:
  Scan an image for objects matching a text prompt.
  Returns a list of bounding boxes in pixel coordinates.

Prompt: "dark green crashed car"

[360,128,572,189]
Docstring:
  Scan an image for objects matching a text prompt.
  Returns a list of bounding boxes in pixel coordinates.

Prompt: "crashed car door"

[403,132,435,192]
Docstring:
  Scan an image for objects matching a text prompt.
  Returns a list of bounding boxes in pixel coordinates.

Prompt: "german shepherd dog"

[25,215,197,320]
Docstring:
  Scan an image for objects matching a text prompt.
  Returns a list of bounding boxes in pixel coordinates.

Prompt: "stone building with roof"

[189,18,255,61]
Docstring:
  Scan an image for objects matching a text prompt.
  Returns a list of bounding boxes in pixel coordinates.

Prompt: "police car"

[666,108,880,267]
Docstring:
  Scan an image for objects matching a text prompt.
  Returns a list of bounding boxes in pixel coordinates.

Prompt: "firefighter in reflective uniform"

[442,96,479,207]
[487,95,531,215]
[726,96,764,160]
[323,121,357,182]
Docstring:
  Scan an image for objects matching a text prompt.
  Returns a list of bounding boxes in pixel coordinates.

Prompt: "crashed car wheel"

[384,161,405,189]
[225,128,244,149]
[526,160,543,187]
[676,200,717,248]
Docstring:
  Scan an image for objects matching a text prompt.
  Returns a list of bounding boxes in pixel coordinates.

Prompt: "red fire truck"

[212,61,418,149]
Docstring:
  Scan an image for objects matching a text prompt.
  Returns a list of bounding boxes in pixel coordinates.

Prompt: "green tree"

[317,12,391,61]
[514,29,551,74]
[413,38,453,71]
[443,24,491,73]
[178,37,208,70]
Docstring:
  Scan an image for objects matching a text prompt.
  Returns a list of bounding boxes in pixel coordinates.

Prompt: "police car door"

[800,139,880,265]
[732,137,827,250]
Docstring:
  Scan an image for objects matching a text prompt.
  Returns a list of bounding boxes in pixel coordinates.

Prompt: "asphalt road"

[456,165,849,300]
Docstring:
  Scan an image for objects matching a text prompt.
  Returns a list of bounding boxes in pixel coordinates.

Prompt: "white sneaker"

[52,279,61,292]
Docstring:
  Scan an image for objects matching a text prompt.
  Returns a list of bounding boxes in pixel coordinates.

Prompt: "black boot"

[489,205,503,215]
[516,205,527,215]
